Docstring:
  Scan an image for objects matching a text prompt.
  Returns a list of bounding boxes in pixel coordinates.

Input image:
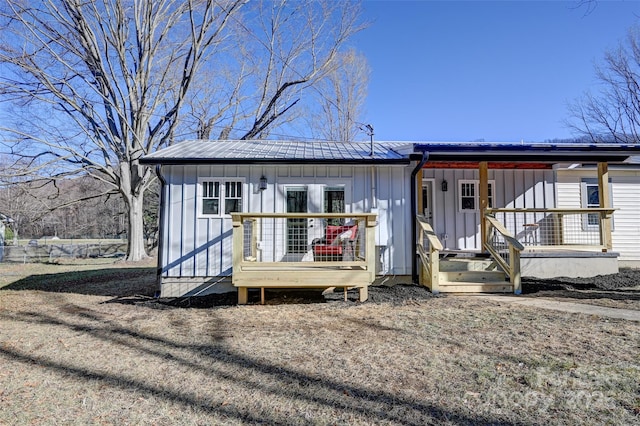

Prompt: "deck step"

[439,270,507,283]
[422,255,514,294]
[439,258,499,272]
[437,257,511,293]
[438,281,513,293]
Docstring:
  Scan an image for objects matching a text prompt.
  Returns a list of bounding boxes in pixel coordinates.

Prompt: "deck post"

[479,161,489,251]
[238,287,248,305]
[365,214,377,284]
[509,244,522,295]
[231,214,245,304]
[597,162,612,251]
[358,285,368,302]
[429,246,440,294]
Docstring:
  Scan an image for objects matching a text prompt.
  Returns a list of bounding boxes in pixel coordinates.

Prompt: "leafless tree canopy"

[311,49,370,142]
[0,0,365,260]
[568,25,640,143]
[0,177,128,241]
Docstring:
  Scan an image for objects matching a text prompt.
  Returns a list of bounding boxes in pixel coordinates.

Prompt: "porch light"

[441,180,448,192]
[259,176,268,191]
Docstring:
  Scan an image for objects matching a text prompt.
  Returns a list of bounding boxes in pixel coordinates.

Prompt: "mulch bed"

[112,268,640,310]
[522,268,640,292]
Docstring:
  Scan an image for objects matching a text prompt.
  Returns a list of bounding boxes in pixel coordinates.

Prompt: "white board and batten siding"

[557,168,640,261]
[158,164,412,296]
[422,168,556,251]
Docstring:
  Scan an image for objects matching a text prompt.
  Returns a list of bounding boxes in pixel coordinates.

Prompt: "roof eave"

[424,152,635,163]
[139,157,411,166]
[414,143,640,163]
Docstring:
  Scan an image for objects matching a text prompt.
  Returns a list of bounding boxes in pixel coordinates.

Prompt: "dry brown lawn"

[0,260,639,425]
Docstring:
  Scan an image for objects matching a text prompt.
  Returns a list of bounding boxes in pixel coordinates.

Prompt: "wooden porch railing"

[231,212,377,304]
[416,215,443,294]
[485,208,616,252]
[484,214,524,294]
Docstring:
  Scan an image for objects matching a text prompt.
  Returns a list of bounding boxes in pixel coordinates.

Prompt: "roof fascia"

[414,143,640,163]
[139,157,411,166]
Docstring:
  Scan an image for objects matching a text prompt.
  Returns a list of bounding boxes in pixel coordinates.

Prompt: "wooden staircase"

[436,255,513,293]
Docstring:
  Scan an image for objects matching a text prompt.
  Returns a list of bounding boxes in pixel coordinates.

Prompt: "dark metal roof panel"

[141,140,413,164]
[414,141,640,162]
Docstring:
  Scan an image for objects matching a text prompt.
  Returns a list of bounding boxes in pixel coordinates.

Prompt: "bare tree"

[312,48,370,142]
[568,26,640,143]
[181,0,365,141]
[0,175,127,241]
[0,0,364,260]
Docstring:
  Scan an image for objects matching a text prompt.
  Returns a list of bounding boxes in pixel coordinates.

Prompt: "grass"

[0,258,156,295]
[0,260,639,425]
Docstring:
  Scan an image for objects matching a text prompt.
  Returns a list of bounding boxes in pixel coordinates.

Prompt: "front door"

[422,180,434,225]
[286,187,308,253]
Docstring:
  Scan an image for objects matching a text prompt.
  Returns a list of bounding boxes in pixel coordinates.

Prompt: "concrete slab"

[520,255,618,279]
[473,295,640,322]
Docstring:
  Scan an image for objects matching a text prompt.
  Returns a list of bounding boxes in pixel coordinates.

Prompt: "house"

[141,139,640,301]
[555,156,640,266]
[140,140,417,300]
[413,142,640,286]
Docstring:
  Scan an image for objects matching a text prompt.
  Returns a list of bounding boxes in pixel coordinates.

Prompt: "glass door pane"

[324,187,345,225]
[286,188,308,253]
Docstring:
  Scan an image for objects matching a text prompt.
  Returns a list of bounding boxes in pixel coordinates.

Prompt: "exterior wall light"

[441,180,448,192]
[259,176,268,191]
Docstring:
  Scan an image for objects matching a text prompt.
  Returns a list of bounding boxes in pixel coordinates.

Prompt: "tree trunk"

[125,191,148,261]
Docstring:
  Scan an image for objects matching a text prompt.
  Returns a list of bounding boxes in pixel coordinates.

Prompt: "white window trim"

[197,177,246,218]
[458,179,495,213]
[580,179,613,231]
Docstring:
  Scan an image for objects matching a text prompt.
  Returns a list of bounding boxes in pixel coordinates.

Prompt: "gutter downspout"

[410,151,429,284]
[154,164,167,297]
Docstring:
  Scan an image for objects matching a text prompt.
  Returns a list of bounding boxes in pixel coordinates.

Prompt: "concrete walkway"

[474,295,640,322]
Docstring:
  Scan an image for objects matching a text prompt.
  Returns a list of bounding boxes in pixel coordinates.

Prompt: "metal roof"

[141,140,640,165]
[141,140,412,165]
[414,141,640,163]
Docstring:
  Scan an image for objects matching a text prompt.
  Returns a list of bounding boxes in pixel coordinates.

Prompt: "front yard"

[0,260,639,425]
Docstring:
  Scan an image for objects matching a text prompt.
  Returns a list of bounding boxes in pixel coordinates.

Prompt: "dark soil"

[104,268,640,309]
[111,283,439,309]
[522,267,640,292]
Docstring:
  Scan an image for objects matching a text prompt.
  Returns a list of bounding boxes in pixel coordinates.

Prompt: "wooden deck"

[231,213,377,304]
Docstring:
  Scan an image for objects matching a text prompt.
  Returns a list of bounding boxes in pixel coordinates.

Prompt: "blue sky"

[352,0,640,142]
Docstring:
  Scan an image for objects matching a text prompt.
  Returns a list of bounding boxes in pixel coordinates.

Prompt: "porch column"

[416,169,424,216]
[597,162,613,251]
[479,161,489,250]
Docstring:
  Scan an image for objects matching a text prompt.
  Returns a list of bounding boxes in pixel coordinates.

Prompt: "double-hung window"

[199,179,244,217]
[458,180,494,212]
[581,179,613,230]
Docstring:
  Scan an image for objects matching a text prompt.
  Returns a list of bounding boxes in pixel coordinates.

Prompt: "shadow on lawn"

[0,304,522,426]
[1,267,157,297]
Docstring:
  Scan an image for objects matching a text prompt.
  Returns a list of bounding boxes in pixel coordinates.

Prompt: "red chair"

[312,224,358,261]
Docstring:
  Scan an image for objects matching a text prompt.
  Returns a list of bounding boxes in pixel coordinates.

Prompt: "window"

[585,183,600,226]
[202,181,220,215]
[324,186,345,225]
[199,179,244,216]
[581,179,613,230]
[224,181,242,214]
[458,180,494,212]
